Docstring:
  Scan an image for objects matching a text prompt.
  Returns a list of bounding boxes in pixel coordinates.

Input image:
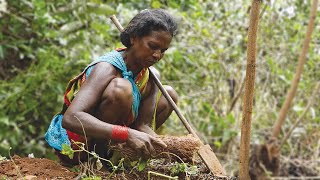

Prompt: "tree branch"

[272,0,318,138]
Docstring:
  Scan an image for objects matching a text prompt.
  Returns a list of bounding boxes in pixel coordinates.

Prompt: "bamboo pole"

[239,0,261,179]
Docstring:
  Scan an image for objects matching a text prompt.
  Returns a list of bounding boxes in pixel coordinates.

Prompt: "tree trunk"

[239,0,261,179]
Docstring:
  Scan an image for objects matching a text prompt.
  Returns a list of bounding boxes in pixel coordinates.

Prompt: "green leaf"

[82,177,102,180]
[70,167,80,173]
[226,113,235,124]
[61,144,74,159]
[213,141,222,148]
[151,1,162,8]
[202,28,210,37]
[59,21,84,36]
[0,117,9,126]
[138,158,147,171]
[86,3,115,15]
[170,165,178,175]
[0,46,4,60]
[170,162,186,175]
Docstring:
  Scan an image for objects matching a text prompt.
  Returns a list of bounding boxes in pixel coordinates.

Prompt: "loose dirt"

[0,155,229,180]
[0,155,78,179]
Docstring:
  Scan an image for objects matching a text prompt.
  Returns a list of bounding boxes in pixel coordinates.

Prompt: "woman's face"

[130,30,172,68]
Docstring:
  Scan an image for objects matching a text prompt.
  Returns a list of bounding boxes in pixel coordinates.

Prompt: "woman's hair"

[120,9,178,48]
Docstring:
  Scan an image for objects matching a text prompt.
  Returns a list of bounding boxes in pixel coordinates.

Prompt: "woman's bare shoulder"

[79,62,119,92]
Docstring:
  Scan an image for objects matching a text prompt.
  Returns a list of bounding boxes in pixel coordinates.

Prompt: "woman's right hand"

[126,128,167,157]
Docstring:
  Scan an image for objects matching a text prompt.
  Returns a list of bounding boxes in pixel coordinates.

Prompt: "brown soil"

[0,155,233,180]
[1,154,317,179]
[0,155,78,179]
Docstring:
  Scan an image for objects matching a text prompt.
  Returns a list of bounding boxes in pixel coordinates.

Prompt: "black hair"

[120,9,178,48]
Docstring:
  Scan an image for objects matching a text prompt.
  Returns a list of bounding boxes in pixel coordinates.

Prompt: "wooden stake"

[239,0,261,179]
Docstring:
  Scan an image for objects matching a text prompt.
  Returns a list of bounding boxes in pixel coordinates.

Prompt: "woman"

[45,9,178,165]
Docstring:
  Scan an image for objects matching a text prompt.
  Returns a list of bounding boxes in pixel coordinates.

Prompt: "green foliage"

[197,102,237,148]
[138,158,147,171]
[0,0,118,157]
[82,176,102,180]
[69,166,80,173]
[61,144,75,159]
[169,162,198,176]
[170,162,186,176]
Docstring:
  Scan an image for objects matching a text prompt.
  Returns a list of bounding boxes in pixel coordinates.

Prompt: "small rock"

[18,175,37,180]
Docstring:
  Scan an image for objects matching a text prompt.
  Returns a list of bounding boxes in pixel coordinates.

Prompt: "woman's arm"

[62,62,117,139]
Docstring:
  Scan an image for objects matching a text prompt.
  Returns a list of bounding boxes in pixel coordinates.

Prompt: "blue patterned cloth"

[45,50,141,151]
[94,50,141,118]
[45,114,70,150]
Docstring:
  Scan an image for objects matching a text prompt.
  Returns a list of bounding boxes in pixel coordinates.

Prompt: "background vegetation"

[0,0,319,174]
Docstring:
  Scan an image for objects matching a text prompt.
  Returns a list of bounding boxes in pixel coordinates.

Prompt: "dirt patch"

[1,154,317,179]
[0,155,234,180]
[0,155,78,179]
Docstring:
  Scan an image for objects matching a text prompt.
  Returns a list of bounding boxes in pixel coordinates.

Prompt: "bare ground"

[0,155,235,180]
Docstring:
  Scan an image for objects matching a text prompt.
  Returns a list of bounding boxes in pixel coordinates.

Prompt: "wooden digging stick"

[110,15,226,176]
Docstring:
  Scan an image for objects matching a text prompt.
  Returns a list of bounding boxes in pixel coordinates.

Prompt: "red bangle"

[111,125,128,142]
